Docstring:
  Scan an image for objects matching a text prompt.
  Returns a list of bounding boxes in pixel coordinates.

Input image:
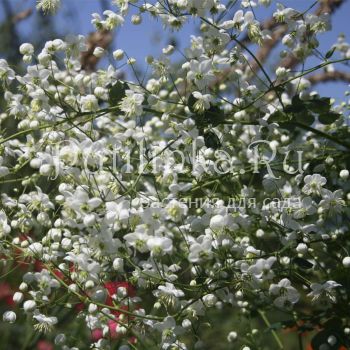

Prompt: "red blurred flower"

[37,340,53,350]
[0,282,14,306]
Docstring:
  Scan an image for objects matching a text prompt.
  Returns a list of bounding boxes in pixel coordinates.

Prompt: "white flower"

[119,90,144,117]
[124,230,150,253]
[0,59,15,84]
[247,257,277,281]
[192,91,212,114]
[165,199,188,222]
[65,34,88,56]
[302,174,327,195]
[81,94,99,111]
[113,0,131,15]
[157,283,184,298]
[293,197,316,219]
[319,189,345,215]
[0,211,11,238]
[269,278,299,308]
[220,10,244,30]
[188,236,213,263]
[33,312,58,333]
[307,281,341,303]
[273,3,299,23]
[34,269,60,295]
[147,236,173,255]
[103,10,124,30]
[36,0,61,14]
[187,59,215,89]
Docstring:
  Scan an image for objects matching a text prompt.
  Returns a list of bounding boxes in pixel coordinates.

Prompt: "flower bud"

[342,257,350,268]
[13,292,24,304]
[93,47,104,58]
[3,311,16,323]
[113,258,124,271]
[113,49,124,60]
[23,300,36,312]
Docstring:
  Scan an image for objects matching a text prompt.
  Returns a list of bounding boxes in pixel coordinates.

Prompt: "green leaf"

[188,93,198,113]
[318,112,340,125]
[293,257,314,269]
[204,131,221,149]
[306,97,331,114]
[325,47,336,60]
[108,81,128,107]
[204,105,225,126]
[285,95,307,113]
[279,122,296,132]
[268,110,289,123]
[294,112,315,126]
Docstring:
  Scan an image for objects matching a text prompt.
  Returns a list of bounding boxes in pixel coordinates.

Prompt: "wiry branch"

[279,0,344,70]
[307,70,350,85]
[80,30,113,72]
[212,0,345,89]
[11,9,32,23]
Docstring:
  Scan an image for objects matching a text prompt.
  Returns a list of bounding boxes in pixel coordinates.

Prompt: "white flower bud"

[39,164,52,176]
[116,325,127,334]
[28,242,43,256]
[113,258,124,271]
[340,169,349,180]
[227,331,237,342]
[54,334,66,345]
[203,293,217,307]
[19,282,28,292]
[113,49,124,60]
[3,311,16,323]
[162,45,175,55]
[93,47,104,58]
[256,229,265,238]
[13,292,24,304]
[296,243,308,254]
[85,280,95,289]
[146,55,154,64]
[23,300,37,312]
[19,43,34,56]
[88,303,98,313]
[182,319,192,329]
[131,14,142,25]
[342,257,350,268]
[328,335,337,346]
[210,215,225,231]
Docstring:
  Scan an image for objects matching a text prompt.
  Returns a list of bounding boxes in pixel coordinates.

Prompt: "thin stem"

[258,310,284,350]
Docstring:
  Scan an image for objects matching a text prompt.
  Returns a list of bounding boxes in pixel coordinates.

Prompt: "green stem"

[258,309,284,349]
[293,121,350,149]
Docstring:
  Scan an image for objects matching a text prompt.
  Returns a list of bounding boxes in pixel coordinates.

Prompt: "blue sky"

[1,0,350,101]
